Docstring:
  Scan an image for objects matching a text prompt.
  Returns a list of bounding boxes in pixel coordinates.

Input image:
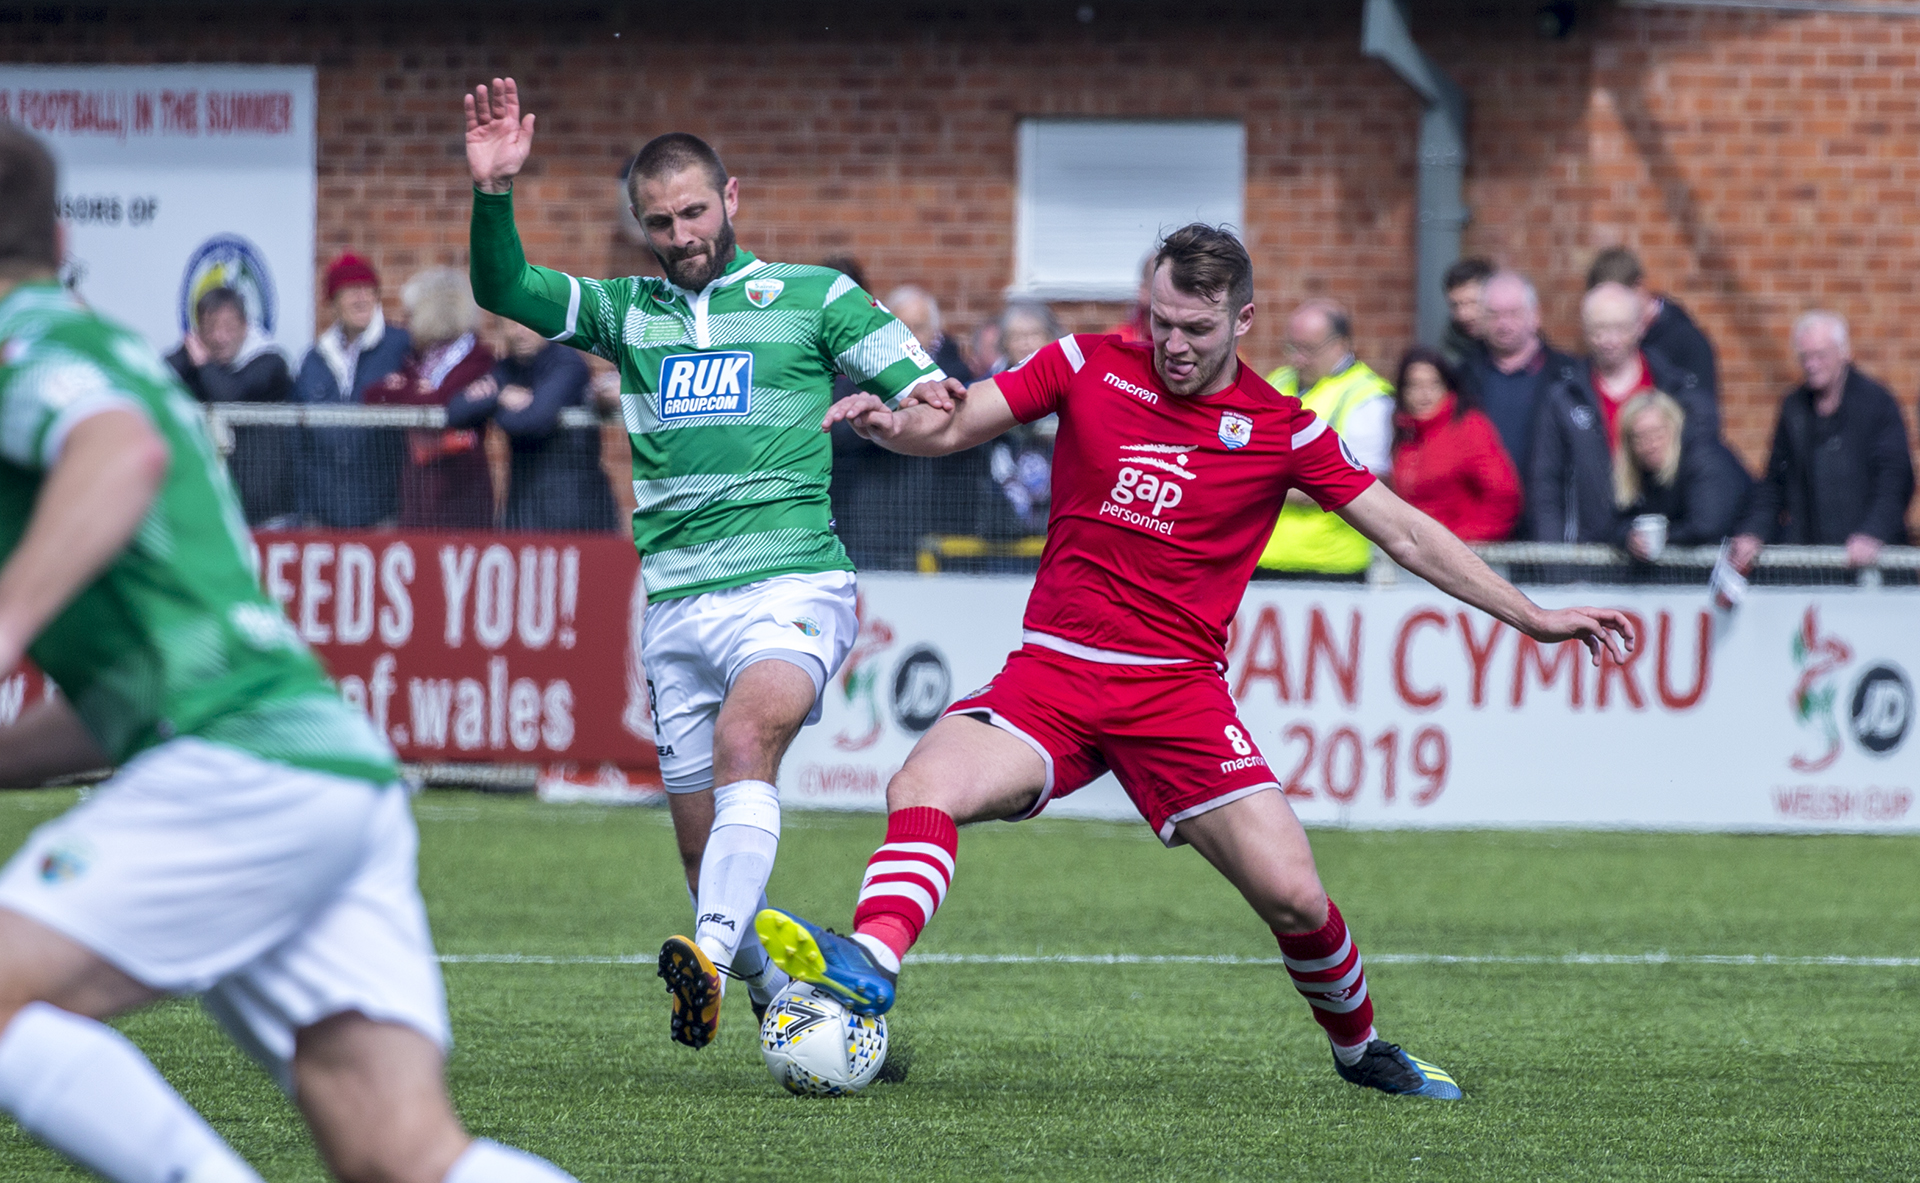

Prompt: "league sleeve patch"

[903,336,934,371]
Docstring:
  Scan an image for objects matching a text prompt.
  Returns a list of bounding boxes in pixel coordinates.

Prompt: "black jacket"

[1456,339,1581,479]
[447,342,618,532]
[1527,351,1722,543]
[1610,435,1753,548]
[167,345,295,524]
[830,334,1001,569]
[1641,296,1718,404]
[1736,367,1915,545]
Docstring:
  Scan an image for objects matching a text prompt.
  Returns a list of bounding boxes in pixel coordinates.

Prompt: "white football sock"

[729,892,791,1005]
[853,933,902,974]
[443,1137,577,1182]
[0,1001,262,1183]
[1331,1028,1377,1066]
[693,779,781,977]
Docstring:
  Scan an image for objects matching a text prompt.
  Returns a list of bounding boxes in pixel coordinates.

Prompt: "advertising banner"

[249,531,656,775]
[780,574,1919,832]
[0,65,317,355]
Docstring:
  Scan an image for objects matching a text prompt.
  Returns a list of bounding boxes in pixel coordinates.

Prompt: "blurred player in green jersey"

[0,121,574,1183]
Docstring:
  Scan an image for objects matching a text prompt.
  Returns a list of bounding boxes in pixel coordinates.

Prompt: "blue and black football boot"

[754,907,897,1016]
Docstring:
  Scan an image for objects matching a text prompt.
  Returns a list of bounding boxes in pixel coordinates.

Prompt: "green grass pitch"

[0,790,1916,1180]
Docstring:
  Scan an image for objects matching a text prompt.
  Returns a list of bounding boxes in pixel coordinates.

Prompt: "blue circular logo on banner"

[178,234,277,336]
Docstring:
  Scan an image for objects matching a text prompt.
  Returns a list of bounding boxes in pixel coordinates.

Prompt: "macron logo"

[1103,371,1160,405]
[659,352,752,420]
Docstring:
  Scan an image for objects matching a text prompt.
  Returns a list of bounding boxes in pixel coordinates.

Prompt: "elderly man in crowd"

[1588,245,1719,399]
[887,284,974,387]
[1256,299,1394,578]
[1730,311,1915,570]
[1439,256,1494,368]
[293,253,411,527]
[1456,271,1578,480]
[167,286,294,524]
[1527,282,1720,543]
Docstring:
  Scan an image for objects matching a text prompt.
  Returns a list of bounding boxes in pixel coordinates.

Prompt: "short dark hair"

[1393,344,1471,420]
[0,121,58,279]
[628,132,729,202]
[1587,245,1643,290]
[1153,224,1254,313]
[819,254,869,293]
[1442,257,1494,293]
[195,286,246,327]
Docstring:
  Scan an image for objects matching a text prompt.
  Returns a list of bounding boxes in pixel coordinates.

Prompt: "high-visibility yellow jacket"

[1257,360,1393,573]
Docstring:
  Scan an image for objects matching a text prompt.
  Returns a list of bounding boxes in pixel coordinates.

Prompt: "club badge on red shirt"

[1218,411,1253,450]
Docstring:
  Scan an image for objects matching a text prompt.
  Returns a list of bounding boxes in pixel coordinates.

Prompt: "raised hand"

[464,77,536,194]
[1526,606,1636,667]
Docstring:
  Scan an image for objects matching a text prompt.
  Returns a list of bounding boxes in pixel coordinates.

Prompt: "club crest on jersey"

[1218,412,1253,450]
[658,351,753,420]
[744,278,784,308]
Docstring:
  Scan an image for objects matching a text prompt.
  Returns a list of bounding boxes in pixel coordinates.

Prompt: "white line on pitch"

[436,951,1920,968]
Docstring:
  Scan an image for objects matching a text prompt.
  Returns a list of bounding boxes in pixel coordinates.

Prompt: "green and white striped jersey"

[470,190,945,601]
[0,280,397,784]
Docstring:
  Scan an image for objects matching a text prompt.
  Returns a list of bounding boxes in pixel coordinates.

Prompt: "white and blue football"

[758,981,889,1096]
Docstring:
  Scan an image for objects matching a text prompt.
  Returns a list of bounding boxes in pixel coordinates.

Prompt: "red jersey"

[994,334,1376,665]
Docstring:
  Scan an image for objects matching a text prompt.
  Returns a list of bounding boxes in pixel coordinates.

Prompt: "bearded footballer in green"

[465,78,961,1050]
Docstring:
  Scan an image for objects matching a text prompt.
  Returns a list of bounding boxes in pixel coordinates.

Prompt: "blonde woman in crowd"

[1611,391,1752,561]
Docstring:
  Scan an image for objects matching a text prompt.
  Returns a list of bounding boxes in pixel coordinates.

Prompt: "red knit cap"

[325,253,379,298]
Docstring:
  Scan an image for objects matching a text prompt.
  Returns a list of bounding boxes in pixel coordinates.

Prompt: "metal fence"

[206,404,623,534]
[204,404,1917,588]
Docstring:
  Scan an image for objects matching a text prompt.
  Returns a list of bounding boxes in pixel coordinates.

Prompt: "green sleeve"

[819,279,946,405]
[469,188,616,354]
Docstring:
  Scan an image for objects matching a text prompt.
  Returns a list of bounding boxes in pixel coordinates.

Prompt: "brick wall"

[4,0,1917,519]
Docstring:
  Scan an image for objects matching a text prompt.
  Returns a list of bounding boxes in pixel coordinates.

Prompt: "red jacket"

[1391,394,1523,542]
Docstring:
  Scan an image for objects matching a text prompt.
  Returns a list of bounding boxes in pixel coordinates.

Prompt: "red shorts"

[945,644,1280,845]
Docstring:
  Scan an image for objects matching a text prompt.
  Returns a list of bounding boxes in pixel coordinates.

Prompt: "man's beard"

[1156,340,1236,397]
[655,216,738,291]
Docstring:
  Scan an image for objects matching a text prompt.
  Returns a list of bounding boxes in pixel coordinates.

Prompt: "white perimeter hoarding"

[781,574,1919,832]
[0,66,317,355]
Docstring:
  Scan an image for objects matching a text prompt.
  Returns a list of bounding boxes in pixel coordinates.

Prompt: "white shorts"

[642,569,859,794]
[0,738,448,1093]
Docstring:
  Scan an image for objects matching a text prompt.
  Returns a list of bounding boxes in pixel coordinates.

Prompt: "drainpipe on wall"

[1362,0,1470,347]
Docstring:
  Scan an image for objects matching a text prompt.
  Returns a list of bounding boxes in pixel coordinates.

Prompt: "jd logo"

[891,645,951,734]
[659,352,752,420]
[1850,664,1913,756]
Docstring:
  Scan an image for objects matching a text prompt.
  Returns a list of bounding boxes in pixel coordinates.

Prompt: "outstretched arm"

[820,377,1020,457]
[1337,482,1634,665]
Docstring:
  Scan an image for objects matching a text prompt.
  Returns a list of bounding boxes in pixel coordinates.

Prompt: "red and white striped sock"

[1274,899,1377,1062]
[851,806,958,971]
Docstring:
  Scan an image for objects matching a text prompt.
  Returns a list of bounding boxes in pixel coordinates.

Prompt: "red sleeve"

[1286,413,1378,510]
[993,334,1097,423]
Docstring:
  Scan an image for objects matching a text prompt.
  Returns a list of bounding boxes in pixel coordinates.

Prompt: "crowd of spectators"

[188,253,618,534]
[178,243,1917,570]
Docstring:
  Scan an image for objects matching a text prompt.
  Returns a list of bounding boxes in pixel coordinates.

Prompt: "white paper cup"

[1631,513,1668,559]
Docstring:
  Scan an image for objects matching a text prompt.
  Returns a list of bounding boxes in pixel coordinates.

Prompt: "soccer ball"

[758,982,889,1096]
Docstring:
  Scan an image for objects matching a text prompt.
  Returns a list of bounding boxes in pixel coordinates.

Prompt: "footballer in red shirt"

[759,225,1634,1099]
